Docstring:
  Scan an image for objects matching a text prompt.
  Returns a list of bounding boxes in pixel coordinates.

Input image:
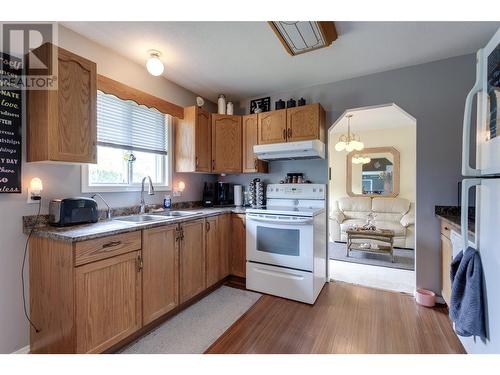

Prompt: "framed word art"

[0,52,22,193]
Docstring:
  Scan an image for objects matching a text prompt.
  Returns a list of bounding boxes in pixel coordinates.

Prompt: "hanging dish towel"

[449,247,486,339]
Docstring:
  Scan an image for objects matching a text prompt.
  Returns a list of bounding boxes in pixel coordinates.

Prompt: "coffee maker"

[202,182,215,207]
[215,182,233,206]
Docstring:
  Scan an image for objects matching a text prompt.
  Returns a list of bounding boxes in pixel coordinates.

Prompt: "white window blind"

[97,90,168,155]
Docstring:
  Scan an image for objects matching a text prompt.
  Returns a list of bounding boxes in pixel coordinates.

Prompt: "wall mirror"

[347,147,400,197]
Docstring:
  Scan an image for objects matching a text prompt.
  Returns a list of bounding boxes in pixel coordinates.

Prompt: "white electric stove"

[245,184,327,304]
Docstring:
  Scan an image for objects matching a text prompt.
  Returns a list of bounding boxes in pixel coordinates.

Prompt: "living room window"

[82,91,172,192]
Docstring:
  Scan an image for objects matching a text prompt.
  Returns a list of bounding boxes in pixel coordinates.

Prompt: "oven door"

[246,213,313,271]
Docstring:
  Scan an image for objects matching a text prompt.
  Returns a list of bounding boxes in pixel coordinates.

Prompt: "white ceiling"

[63,21,499,102]
[330,104,415,133]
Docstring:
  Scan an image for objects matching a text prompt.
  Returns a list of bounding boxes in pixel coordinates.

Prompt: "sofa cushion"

[338,197,371,213]
[373,220,406,236]
[372,197,410,214]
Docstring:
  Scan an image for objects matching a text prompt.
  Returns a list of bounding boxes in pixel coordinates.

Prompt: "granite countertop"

[26,206,248,243]
[434,205,475,237]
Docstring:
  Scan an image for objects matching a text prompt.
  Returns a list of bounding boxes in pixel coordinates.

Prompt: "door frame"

[326,102,417,291]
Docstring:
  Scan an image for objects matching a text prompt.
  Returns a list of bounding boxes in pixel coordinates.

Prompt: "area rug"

[120,286,261,354]
[329,241,415,271]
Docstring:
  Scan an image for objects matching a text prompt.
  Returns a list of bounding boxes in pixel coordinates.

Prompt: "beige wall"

[329,126,416,212]
[0,24,216,353]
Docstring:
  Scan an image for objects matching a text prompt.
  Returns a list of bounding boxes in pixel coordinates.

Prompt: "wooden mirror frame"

[346,146,400,198]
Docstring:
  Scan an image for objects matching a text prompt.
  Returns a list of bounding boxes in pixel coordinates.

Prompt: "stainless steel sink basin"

[153,211,201,217]
[114,215,169,223]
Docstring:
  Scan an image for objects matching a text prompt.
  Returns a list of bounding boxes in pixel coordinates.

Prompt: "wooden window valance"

[97,74,184,119]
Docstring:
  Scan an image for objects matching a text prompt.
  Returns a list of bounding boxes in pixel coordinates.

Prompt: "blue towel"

[449,247,486,339]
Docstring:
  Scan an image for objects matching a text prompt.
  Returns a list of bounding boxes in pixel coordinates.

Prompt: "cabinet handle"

[206,221,210,232]
[136,255,143,272]
[288,128,292,138]
[102,241,121,249]
[282,129,286,140]
[254,158,258,169]
[212,160,215,170]
[181,229,184,240]
[195,156,199,167]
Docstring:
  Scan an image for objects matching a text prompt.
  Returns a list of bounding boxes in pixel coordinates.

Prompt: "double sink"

[113,210,202,224]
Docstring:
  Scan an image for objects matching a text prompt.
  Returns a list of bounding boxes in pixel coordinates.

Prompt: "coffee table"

[346,228,395,262]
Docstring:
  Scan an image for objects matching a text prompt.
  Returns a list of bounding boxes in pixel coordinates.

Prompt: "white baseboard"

[12,345,30,354]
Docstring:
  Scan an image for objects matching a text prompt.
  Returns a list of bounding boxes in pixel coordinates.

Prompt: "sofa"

[330,196,415,249]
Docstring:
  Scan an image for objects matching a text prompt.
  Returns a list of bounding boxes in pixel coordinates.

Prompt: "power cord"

[22,198,41,333]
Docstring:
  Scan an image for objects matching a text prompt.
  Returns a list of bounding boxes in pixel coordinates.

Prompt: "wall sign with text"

[0,52,22,193]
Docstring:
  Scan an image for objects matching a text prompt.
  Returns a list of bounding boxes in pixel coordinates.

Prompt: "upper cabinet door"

[55,48,97,162]
[175,106,211,173]
[257,109,287,144]
[211,114,242,173]
[242,114,268,173]
[195,109,212,172]
[27,44,97,163]
[286,103,325,143]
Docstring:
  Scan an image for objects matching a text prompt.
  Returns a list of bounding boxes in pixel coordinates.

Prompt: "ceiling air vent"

[269,21,337,56]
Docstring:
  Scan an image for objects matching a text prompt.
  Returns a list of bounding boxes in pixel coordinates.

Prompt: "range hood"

[253,140,325,161]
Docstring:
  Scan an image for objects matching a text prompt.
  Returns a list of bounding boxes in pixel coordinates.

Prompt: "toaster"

[49,197,99,226]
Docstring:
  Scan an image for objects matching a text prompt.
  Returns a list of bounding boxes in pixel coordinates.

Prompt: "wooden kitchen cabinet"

[440,230,454,306]
[75,251,142,353]
[230,214,246,278]
[179,219,206,303]
[27,43,97,163]
[286,103,325,142]
[257,109,287,145]
[205,216,220,288]
[175,106,212,172]
[219,213,231,279]
[243,114,268,173]
[211,114,242,173]
[206,213,231,287]
[142,224,179,325]
[257,104,325,145]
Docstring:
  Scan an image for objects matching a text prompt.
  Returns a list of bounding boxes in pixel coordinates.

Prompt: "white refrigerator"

[458,28,500,354]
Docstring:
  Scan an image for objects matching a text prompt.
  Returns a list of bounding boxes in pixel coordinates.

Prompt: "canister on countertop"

[234,185,243,207]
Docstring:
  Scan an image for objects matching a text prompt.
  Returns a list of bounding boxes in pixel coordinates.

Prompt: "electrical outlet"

[27,187,41,204]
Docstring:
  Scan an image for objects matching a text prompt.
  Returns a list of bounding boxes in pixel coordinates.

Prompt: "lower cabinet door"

[180,219,206,303]
[441,234,453,305]
[219,214,231,279]
[230,214,246,278]
[205,216,220,288]
[142,225,179,325]
[75,251,142,353]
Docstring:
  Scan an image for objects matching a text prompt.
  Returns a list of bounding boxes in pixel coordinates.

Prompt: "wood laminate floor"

[206,281,466,354]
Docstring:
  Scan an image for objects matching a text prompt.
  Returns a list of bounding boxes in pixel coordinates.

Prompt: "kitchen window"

[82,91,172,192]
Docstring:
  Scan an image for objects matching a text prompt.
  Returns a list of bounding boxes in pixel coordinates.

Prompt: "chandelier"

[334,114,364,152]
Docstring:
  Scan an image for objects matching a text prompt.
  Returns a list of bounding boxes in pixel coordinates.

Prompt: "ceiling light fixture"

[146,50,164,76]
[334,114,364,152]
[269,21,337,56]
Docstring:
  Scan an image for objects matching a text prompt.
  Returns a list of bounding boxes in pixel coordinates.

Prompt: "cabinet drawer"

[75,231,141,266]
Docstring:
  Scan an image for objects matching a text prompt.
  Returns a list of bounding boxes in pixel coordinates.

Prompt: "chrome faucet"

[140,176,155,214]
[91,193,112,220]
